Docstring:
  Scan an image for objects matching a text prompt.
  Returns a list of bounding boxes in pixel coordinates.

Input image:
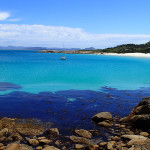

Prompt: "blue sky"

[0,0,150,48]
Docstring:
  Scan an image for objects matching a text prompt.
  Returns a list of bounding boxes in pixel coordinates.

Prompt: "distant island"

[0,46,82,51]
[38,41,150,55]
[1,42,150,55]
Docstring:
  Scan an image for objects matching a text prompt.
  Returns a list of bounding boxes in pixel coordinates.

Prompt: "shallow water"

[1,50,150,94]
[0,50,150,133]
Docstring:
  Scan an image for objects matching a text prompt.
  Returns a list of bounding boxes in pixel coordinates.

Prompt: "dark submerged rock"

[0,82,21,91]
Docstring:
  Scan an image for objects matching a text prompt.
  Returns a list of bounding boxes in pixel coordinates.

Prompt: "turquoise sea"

[1,50,150,94]
[0,50,150,133]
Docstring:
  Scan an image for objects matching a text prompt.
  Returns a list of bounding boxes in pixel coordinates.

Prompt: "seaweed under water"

[0,84,150,135]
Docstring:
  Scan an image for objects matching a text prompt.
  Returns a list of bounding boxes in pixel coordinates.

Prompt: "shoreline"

[38,50,150,58]
[98,53,150,58]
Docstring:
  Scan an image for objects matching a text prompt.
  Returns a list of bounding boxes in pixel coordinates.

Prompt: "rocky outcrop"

[92,112,113,128]
[0,117,44,136]
[6,142,20,150]
[0,128,8,138]
[42,146,60,150]
[39,139,52,144]
[121,135,147,140]
[92,112,112,122]
[18,144,33,150]
[28,139,39,146]
[70,136,91,145]
[74,129,92,139]
[140,132,149,137]
[121,96,150,129]
[45,128,59,137]
[75,144,85,149]
[15,123,44,136]
[98,121,112,127]
[1,98,150,150]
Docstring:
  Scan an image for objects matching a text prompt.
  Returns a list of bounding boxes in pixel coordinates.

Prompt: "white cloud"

[0,12,10,21]
[0,11,20,22]
[0,24,150,48]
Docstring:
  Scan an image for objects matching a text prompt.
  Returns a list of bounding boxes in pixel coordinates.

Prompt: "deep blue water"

[0,50,150,133]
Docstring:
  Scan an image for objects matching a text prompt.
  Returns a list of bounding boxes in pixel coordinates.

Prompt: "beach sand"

[98,53,150,58]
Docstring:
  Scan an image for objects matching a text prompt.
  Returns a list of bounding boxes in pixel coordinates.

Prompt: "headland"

[38,41,150,58]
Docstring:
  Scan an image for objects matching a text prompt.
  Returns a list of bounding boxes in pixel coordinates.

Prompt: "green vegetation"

[80,41,150,53]
[101,41,150,53]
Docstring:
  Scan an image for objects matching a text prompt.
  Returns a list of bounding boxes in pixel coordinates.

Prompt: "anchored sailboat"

[60,43,66,60]
[60,56,66,60]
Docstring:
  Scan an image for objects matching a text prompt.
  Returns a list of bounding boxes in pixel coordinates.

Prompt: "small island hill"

[39,41,150,58]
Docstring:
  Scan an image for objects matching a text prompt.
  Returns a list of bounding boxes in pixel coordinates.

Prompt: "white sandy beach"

[98,53,150,58]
